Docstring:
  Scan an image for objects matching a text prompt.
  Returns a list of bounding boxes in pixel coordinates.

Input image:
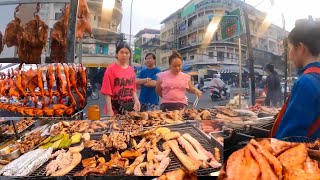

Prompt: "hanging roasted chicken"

[50,5,69,63]
[18,3,49,64]
[3,5,24,48]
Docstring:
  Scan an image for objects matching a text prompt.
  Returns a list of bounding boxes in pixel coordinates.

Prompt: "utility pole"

[241,1,256,105]
[129,0,133,66]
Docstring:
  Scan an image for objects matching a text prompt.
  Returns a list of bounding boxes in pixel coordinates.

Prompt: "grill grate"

[29,126,222,177]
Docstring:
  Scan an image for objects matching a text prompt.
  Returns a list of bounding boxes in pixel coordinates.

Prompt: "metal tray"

[209,132,224,146]
[49,120,111,136]
[29,125,223,177]
[0,109,83,121]
[4,121,36,136]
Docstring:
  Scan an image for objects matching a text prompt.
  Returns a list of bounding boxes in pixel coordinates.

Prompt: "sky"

[120,0,320,36]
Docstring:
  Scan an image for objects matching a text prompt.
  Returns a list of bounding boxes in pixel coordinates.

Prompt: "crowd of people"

[99,20,319,139]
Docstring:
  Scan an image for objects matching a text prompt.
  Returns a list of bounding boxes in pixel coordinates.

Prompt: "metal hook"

[34,3,40,17]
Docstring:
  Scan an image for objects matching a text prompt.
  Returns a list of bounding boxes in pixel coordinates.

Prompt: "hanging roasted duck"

[50,5,68,63]
[69,64,85,108]
[37,65,46,107]
[8,69,20,98]
[77,64,87,98]
[76,0,92,39]
[3,4,24,48]
[55,64,67,103]
[63,64,77,108]
[46,64,55,105]
[18,3,49,63]
[21,67,38,107]
[15,68,28,104]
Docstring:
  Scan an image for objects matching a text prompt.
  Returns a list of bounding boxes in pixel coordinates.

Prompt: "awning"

[218,65,244,74]
[187,71,198,76]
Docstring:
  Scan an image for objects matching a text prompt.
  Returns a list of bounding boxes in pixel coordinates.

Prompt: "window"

[94,16,96,21]
[217,51,224,61]
[208,52,214,57]
[190,55,194,60]
[55,13,62,20]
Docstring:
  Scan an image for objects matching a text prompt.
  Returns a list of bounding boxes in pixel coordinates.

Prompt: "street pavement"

[84,88,241,117]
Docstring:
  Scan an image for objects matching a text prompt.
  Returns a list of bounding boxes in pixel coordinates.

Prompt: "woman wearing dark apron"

[155,50,202,111]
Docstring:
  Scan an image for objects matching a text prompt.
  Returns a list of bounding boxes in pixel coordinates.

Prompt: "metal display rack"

[0,0,78,64]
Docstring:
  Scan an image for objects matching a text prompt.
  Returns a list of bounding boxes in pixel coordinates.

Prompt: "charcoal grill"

[29,125,222,177]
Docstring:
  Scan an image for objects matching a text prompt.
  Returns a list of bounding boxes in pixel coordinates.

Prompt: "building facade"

[159,0,288,73]
[18,0,123,67]
[134,28,160,65]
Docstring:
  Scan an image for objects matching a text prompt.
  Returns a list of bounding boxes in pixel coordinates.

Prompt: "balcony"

[177,17,209,37]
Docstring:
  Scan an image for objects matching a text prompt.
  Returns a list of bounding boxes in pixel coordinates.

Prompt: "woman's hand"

[195,89,202,98]
[134,101,141,111]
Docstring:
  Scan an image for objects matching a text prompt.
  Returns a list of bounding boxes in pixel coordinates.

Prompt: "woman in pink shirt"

[101,42,140,116]
[155,50,202,111]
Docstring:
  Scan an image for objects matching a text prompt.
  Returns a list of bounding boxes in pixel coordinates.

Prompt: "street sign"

[221,8,243,40]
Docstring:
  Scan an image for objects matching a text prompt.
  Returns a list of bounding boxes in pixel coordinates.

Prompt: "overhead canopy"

[187,71,198,76]
[217,65,246,74]
[254,68,265,75]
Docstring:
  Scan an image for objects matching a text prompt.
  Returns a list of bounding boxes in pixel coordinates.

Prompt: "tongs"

[193,97,199,108]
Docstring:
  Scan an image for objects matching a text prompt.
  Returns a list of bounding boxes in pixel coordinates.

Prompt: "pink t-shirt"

[157,71,191,104]
[101,63,136,114]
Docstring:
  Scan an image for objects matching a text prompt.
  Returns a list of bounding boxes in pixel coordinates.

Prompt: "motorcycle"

[210,85,231,101]
[87,82,99,100]
[195,83,207,93]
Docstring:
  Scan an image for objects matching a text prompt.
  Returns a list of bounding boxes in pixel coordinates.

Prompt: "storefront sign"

[221,8,243,40]
[195,0,222,9]
[134,47,142,63]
